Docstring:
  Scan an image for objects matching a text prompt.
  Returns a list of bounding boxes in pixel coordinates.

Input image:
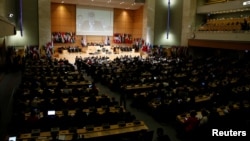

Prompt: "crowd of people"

[73,48,250,140]
[4,45,250,141]
[7,57,157,141]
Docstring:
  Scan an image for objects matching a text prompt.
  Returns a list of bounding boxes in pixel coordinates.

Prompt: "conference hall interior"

[0,0,250,141]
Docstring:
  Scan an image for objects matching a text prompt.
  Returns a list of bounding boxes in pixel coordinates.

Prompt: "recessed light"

[8,13,14,18]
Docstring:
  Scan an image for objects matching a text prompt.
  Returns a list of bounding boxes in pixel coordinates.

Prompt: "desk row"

[21,95,111,103]
[46,81,92,87]
[24,106,125,119]
[7,121,148,141]
[176,102,250,123]
[20,89,101,98]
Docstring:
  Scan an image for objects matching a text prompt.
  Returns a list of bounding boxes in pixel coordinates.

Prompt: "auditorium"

[0,0,250,141]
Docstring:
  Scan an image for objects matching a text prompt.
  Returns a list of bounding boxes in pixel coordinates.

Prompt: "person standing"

[183,110,199,140]
[120,92,127,109]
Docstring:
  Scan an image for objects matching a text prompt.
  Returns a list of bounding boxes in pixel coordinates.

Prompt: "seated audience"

[39,110,59,131]
[26,110,39,129]
[89,82,99,95]
[199,109,209,127]
[72,108,87,127]
[66,96,76,109]
[183,110,199,138]
[58,109,73,129]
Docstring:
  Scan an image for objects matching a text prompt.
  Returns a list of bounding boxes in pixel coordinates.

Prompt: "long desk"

[215,103,249,116]
[148,98,173,109]
[25,106,124,119]
[66,81,92,87]
[176,103,250,123]
[10,121,148,141]
[46,81,92,87]
[23,95,109,105]
[125,84,154,91]
[194,93,213,103]
[22,87,89,96]
[87,46,111,54]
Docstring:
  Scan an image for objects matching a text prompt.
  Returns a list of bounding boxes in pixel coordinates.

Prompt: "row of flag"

[52,32,76,43]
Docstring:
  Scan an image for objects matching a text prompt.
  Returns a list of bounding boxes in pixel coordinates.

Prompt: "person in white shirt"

[199,109,209,126]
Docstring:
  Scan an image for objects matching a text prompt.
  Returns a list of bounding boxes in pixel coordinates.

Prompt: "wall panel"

[51,3,76,33]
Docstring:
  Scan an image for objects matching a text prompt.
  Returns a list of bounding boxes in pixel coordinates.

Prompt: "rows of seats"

[205,0,235,5]
[198,17,250,31]
[79,50,250,139]
[6,57,149,141]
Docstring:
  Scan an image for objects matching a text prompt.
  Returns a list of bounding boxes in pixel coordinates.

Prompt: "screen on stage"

[76,6,114,36]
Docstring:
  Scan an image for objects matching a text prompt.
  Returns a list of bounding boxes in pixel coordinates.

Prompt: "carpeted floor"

[0,70,22,141]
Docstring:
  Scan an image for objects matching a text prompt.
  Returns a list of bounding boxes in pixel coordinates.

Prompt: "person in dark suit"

[155,128,171,141]
[38,110,59,131]
[58,109,72,129]
[81,12,103,31]
[51,132,59,141]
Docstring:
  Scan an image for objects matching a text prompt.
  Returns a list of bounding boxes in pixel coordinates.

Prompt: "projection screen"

[76,6,114,36]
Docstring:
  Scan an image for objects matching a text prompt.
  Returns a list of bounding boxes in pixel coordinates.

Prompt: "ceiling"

[51,0,144,10]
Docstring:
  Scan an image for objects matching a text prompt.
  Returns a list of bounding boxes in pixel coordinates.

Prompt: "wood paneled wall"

[113,7,143,39]
[51,3,76,32]
[132,6,143,39]
[113,9,134,34]
[51,3,143,47]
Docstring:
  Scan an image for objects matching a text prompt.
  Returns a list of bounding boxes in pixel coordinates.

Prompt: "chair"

[102,123,110,129]
[118,121,126,127]
[86,125,94,131]
[144,130,154,141]
[51,127,60,135]
[31,129,40,136]
[133,120,141,125]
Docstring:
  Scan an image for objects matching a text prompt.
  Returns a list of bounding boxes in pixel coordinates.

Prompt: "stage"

[54,46,148,65]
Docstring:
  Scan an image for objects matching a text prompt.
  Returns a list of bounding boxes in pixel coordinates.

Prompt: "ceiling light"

[8,13,14,18]
[243,1,250,6]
